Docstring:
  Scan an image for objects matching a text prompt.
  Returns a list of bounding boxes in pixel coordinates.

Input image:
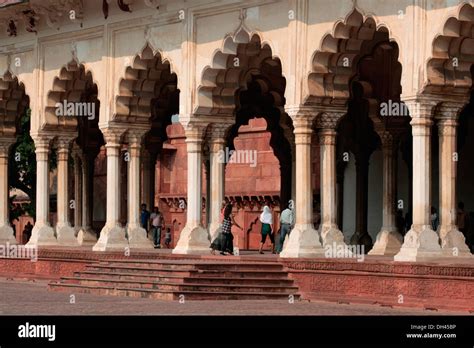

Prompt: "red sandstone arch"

[307,9,397,107]
[0,71,29,137]
[197,29,285,116]
[115,44,179,126]
[426,3,474,96]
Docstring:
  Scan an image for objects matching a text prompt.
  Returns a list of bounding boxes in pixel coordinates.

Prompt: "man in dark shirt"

[140,204,150,237]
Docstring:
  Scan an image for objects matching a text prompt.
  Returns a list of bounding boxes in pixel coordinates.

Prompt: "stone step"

[48,282,300,301]
[74,271,295,286]
[98,260,284,272]
[58,277,298,293]
[86,265,289,279]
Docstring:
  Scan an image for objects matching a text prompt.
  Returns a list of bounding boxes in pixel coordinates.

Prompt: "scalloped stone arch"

[44,60,97,132]
[115,43,178,125]
[307,9,396,106]
[0,71,29,137]
[425,3,474,95]
[197,30,285,115]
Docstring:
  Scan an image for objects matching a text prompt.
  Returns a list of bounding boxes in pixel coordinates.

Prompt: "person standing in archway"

[277,202,294,254]
[259,205,275,254]
[150,207,164,248]
[220,203,243,255]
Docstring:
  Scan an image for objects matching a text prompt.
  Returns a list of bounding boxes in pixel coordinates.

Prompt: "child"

[164,228,172,248]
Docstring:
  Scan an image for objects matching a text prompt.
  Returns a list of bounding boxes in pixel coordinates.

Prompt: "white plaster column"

[127,131,153,249]
[437,108,471,258]
[56,138,78,246]
[72,149,82,234]
[173,123,210,254]
[208,125,227,242]
[27,136,57,246]
[280,109,324,257]
[0,139,16,245]
[395,101,442,261]
[370,131,403,255]
[77,153,97,245]
[317,114,350,253]
[93,129,128,251]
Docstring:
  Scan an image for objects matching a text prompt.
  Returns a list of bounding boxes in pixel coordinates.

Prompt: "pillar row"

[436,107,471,258]
[127,131,153,249]
[280,109,324,258]
[370,131,403,255]
[395,102,442,261]
[317,116,350,254]
[208,125,228,242]
[173,123,210,255]
[28,136,57,246]
[78,152,97,245]
[56,138,78,246]
[93,129,127,251]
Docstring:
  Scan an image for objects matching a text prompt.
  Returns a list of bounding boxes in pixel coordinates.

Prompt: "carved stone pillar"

[280,107,324,257]
[56,138,78,246]
[173,123,210,254]
[350,151,372,250]
[28,136,58,246]
[395,101,442,261]
[436,103,471,258]
[370,131,403,255]
[72,147,82,234]
[93,128,128,251]
[127,130,153,249]
[316,112,350,252]
[77,152,97,245]
[207,124,228,242]
[0,139,16,244]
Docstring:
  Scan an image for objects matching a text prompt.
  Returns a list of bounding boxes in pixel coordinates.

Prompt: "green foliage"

[8,109,36,218]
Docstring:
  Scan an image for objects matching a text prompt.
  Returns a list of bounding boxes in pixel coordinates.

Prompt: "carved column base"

[394,226,442,261]
[56,224,79,246]
[208,222,222,243]
[369,228,403,256]
[26,223,58,247]
[77,227,97,246]
[280,224,325,258]
[93,224,128,251]
[439,225,472,258]
[321,223,348,247]
[350,232,373,252]
[128,226,154,249]
[172,225,210,255]
[320,224,353,257]
[0,224,17,245]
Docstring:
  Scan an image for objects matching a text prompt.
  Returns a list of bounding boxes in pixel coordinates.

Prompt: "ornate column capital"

[126,129,147,146]
[315,111,346,130]
[207,123,231,152]
[0,138,15,157]
[101,127,125,148]
[435,102,466,121]
[318,129,337,146]
[437,118,458,137]
[32,136,53,161]
[184,121,208,153]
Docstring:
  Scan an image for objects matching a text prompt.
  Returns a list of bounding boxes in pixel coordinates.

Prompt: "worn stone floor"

[0,279,469,316]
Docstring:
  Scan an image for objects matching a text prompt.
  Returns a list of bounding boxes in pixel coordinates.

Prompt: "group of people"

[140,204,172,249]
[210,201,295,255]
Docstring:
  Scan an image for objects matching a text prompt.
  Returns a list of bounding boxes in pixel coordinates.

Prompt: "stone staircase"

[48,259,300,301]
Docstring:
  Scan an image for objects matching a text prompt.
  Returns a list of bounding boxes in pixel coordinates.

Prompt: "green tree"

[8,108,36,219]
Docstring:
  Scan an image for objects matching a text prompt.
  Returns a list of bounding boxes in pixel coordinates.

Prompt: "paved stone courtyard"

[0,279,468,316]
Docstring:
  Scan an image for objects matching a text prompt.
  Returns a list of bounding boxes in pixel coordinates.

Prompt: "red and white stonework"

[0,0,473,311]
